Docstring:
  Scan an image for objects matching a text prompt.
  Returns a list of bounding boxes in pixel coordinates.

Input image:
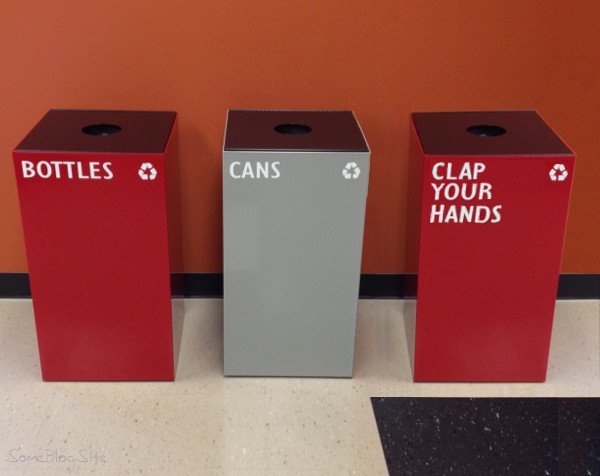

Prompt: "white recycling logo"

[549,163,568,182]
[342,162,361,180]
[138,163,157,181]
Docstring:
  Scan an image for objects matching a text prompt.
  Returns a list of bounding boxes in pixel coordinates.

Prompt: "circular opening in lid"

[82,124,122,136]
[467,125,506,137]
[274,123,312,135]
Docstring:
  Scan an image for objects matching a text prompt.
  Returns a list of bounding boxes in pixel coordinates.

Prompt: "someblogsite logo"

[6,446,107,473]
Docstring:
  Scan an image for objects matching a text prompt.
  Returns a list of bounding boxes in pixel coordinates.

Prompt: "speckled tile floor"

[0,299,598,475]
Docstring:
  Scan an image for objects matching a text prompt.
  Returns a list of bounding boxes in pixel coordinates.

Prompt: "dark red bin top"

[15,110,176,154]
[224,110,369,152]
[412,111,573,156]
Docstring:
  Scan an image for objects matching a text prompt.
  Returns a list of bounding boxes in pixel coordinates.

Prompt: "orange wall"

[1,1,598,273]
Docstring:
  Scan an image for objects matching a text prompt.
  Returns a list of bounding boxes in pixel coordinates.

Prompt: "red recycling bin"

[410,111,575,382]
[13,110,179,381]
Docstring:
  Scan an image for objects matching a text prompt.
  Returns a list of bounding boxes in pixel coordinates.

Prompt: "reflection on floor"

[0,299,598,475]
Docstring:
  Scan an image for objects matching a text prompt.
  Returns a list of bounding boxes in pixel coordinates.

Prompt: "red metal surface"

[412,112,575,382]
[13,111,177,381]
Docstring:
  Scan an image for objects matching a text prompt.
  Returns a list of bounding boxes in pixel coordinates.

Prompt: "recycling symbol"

[138,163,157,181]
[549,164,568,182]
[342,162,361,180]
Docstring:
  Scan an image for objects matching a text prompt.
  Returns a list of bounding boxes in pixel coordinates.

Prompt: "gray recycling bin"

[223,110,370,377]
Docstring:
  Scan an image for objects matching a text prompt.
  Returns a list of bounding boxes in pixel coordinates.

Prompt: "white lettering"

[429,161,501,224]
[37,162,52,178]
[431,182,493,201]
[459,206,473,223]
[52,162,62,178]
[271,161,281,179]
[230,162,241,179]
[473,162,486,180]
[431,182,444,200]
[241,162,254,178]
[445,183,460,200]
[430,204,444,223]
[475,206,491,223]
[256,162,269,178]
[444,205,458,223]
[432,162,445,180]
[462,183,477,201]
[89,162,101,179]
[76,162,89,179]
[21,161,35,178]
[491,205,502,223]
[430,205,503,224]
[19,161,114,180]
[446,163,457,180]
[432,162,487,181]
[457,163,471,180]
[103,162,113,180]
[64,161,75,179]
[229,161,282,179]
[479,182,492,200]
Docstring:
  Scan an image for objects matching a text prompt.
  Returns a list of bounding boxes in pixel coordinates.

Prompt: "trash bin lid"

[412,111,573,156]
[224,110,369,153]
[15,110,176,154]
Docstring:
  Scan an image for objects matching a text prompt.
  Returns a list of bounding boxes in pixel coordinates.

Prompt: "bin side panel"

[164,118,184,296]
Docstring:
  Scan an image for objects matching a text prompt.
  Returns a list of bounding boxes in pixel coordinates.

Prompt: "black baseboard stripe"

[358,274,410,299]
[359,274,600,300]
[181,272,223,298]
[0,273,598,300]
[0,273,31,298]
[556,274,600,300]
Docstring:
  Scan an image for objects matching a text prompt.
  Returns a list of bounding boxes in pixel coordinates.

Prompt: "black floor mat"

[371,397,599,476]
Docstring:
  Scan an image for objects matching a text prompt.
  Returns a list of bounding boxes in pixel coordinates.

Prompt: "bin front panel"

[13,111,176,381]
[223,150,370,377]
[412,111,575,382]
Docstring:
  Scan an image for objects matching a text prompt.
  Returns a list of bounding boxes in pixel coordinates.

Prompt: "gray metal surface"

[223,150,370,377]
